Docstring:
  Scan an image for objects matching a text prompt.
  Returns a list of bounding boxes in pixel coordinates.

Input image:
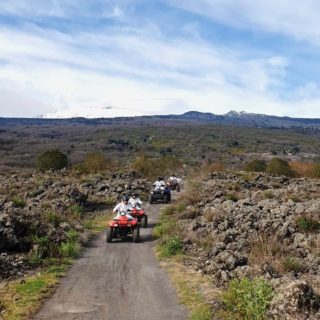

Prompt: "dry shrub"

[180,191,202,206]
[196,230,217,250]
[200,161,226,175]
[249,233,285,272]
[290,161,317,178]
[204,207,224,222]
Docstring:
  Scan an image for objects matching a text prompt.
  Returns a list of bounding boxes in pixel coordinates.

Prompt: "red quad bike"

[106,216,140,243]
[130,207,148,228]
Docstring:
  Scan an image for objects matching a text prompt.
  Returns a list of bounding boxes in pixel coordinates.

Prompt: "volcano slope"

[34,199,187,320]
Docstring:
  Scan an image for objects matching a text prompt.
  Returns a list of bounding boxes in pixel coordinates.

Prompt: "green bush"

[36,149,68,171]
[45,211,62,227]
[81,152,111,173]
[11,196,26,208]
[283,256,303,273]
[244,159,267,172]
[266,158,295,177]
[296,215,320,233]
[161,237,183,257]
[226,193,239,202]
[221,277,273,320]
[314,163,320,178]
[60,241,79,258]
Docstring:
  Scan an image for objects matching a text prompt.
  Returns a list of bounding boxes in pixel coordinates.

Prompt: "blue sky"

[1,0,320,118]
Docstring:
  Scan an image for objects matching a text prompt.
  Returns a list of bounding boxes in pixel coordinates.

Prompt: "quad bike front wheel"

[106,227,113,243]
[132,227,140,243]
[142,215,148,228]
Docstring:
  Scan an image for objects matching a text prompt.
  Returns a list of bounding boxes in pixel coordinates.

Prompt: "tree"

[36,149,68,171]
[266,158,295,177]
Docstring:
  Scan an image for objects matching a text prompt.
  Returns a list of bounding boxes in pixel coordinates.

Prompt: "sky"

[1,0,320,118]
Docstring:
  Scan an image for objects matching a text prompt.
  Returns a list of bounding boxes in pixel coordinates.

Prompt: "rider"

[113,195,133,220]
[129,192,143,209]
[153,177,165,190]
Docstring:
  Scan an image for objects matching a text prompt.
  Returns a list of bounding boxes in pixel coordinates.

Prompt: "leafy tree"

[266,158,295,177]
[36,149,68,171]
[244,159,267,172]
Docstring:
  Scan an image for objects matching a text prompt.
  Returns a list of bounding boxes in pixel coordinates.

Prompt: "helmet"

[133,192,139,197]
[157,177,161,181]
[122,195,129,202]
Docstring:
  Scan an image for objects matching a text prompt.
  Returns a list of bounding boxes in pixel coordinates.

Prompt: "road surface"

[34,200,187,320]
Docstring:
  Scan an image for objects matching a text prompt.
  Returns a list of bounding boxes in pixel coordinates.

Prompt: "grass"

[0,267,67,320]
[158,258,216,320]
[0,212,111,320]
[296,215,320,233]
[11,196,26,208]
[155,200,215,319]
[249,234,284,273]
[219,277,273,320]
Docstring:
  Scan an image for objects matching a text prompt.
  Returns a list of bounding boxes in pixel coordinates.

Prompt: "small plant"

[220,277,273,320]
[266,158,295,177]
[45,211,62,227]
[105,196,116,206]
[66,229,79,242]
[262,190,274,199]
[244,159,267,172]
[249,234,284,268]
[36,148,68,171]
[60,241,79,258]
[69,204,84,218]
[296,215,320,233]
[226,193,239,202]
[283,256,303,273]
[161,237,183,257]
[11,196,26,208]
[80,152,111,173]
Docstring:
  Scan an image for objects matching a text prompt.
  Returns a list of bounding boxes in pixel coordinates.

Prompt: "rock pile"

[179,172,320,319]
[0,170,151,280]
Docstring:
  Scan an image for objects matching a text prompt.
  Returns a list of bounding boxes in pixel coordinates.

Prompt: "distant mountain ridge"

[1,110,320,129]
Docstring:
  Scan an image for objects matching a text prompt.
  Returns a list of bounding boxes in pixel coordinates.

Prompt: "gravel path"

[34,199,187,320]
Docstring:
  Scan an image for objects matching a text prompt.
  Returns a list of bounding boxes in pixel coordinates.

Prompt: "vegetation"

[76,152,112,173]
[131,153,183,179]
[244,159,267,172]
[36,149,68,171]
[266,158,295,177]
[220,277,273,320]
[296,215,320,233]
[11,196,26,208]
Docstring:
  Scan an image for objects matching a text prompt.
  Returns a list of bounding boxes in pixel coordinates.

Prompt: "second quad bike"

[130,207,148,228]
[106,216,140,243]
[149,188,171,204]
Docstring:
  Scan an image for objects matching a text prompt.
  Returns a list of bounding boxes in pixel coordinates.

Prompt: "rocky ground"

[0,170,151,280]
[176,172,320,319]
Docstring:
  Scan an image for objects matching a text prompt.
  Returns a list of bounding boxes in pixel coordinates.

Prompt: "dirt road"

[34,200,187,320]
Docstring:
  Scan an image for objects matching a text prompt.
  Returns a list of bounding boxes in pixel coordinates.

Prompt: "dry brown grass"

[249,233,285,273]
[203,207,224,222]
[290,161,317,178]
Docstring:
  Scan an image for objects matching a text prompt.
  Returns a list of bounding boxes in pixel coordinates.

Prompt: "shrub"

[220,277,273,320]
[296,215,320,233]
[69,204,84,218]
[283,256,303,273]
[161,237,183,257]
[81,152,111,173]
[266,158,295,177]
[45,211,62,227]
[290,161,316,178]
[244,159,267,172]
[60,241,79,258]
[314,163,320,178]
[11,196,26,208]
[36,149,68,171]
[226,193,239,202]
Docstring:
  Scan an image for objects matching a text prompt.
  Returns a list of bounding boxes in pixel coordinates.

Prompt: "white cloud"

[1,2,320,118]
[170,0,320,45]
